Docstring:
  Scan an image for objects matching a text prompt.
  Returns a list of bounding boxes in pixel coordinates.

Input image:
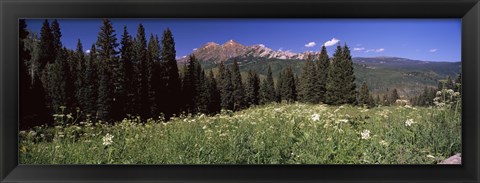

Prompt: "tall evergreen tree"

[207,70,221,114]
[260,66,277,104]
[51,19,62,57]
[74,39,87,111]
[220,67,234,110]
[282,67,297,103]
[276,71,285,102]
[159,28,182,119]
[182,55,200,114]
[147,33,160,116]
[133,24,151,120]
[95,19,118,121]
[84,45,99,116]
[38,20,55,71]
[118,26,135,116]
[341,44,357,104]
[325,45,344,105]
[317,45,330,103]
[45,48,73,114]
[298,60,319,103]
[231,60,245,111]
[19,19,51,129]
[245,70,260,106]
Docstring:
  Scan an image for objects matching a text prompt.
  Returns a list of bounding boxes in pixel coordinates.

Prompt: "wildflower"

[379,140,388,146]
[360,129,371,140]
[453,92,460,97]
[436,91,442,96]
[67,114,73,119]
[447,89,454,95]
[311,113,320,121]
[202,125,208,130]
[427,155,436,159]
[338,119,349,123]
[102,133,114,146]
[273,108,283,113]
[405,119,415,126]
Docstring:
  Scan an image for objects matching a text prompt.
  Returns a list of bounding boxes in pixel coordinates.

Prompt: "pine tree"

[74,39,87,111]
[231,60,245,111]
[19,19,51,129]
[388,88,400,105]
[283,67,297,103]
[95,19,118,121]
[220,66,234,110]
[45,48,73,114]
[147,34,160,116]
[276,71,284,102]
[159,28,182,119]
[298,60,319,103]
[325,45,344,105]
[341,44,357,104]
[182,55,199,114]
[317,45,330,103]
[245,70,260,107]
[132,24,151,120]
[260,65,276,104]
[38,20,55,72]
[84,45,99,116]
[51,19,62,57]
[206,70,221,114]
[118,26,135,116]
[358,82,373,107]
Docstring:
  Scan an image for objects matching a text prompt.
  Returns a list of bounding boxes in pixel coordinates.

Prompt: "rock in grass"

[439,153,461,164]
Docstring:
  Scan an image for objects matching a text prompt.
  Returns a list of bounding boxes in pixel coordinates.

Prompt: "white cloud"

[193,48,198,51]
[429,48,438,52]
[278,48,283,51]
[353,47,365,51]
[366,48,385,53]
[304,42,316,48]
[323,38,340,47]
[85,50,91,54]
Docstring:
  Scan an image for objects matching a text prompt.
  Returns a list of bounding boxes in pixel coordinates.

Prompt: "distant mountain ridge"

[178,40,318,63]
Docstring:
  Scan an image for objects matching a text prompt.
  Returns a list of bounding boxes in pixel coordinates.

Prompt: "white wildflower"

[311,113,320,121]
[427,154,436,159]
[436,91,442,96]
[379,140,388,146]
[360,129,371,140]
[338,119,349,123]
[405,119,415,126]
[102,133,114,146]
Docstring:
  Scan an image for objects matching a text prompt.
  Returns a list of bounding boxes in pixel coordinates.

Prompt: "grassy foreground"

[20,103,461,164]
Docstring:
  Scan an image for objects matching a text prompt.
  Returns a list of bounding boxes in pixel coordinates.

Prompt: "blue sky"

[25,19,461,62]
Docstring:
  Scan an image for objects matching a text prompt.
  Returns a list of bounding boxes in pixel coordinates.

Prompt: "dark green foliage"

[259,66,276,104]
[387,88,400,105]
[245,70,260,107]
[206,70,221,114]
[118,26,136,116]
[231,60,245,111]
[159,28,182,119]
[147,34,160,116]
[357,82,374,107]
[84,45,99,116]
[95,19,118,121]
[20,19,51,129]
[325,45,345,105]
[182,55,200,114]
[51,19,62,57]
[219,62,234,110]
[38,20,55,71]
[317,45,330,103]
[298,60,319,103]
[45,48,74,113]
[74,40,87,110]
[411,87,437,106]
[325,44,357,105]
[133,24,151,120]
[282,67,297,103]
[341,45,357,104]
[275,71,284,102]
[454,73,462,92]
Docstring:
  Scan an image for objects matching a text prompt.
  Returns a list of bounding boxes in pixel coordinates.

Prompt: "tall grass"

[20,99,461,164]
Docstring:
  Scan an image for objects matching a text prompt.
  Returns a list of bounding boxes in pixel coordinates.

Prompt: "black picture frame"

[1,0,479,182]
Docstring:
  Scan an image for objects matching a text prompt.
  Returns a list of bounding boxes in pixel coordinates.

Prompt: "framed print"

[1,0,479,182]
